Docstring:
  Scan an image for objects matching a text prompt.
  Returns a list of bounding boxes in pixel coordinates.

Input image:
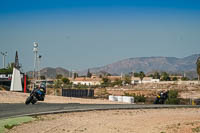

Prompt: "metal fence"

[62,89,94,98]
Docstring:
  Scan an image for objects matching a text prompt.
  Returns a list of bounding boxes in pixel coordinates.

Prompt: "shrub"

[165,98,180,104]
[172,77,178,81]
[4,124,17,129]
[181,77,189,81]
[168,90,178,98]
[134,94,146,103]
[192,126,200,132]
[95,88,109,98]
[124,93,146,103]
[165,90,180,104]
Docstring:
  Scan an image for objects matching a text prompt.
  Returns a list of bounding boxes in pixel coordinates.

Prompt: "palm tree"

[196,57,200,82]
[139,71,145,83]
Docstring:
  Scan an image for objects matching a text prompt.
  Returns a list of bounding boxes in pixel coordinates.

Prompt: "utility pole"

[0,52,7,68]
[38,55,42,80]
[33,42,39,80]
[197,57,200,83]
[72,69,74,89]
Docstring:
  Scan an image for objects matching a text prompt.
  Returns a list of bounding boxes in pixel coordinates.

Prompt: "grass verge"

[0,116,34,133]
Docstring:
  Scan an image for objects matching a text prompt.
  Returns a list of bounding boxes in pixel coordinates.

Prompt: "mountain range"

[27,54,200,79]
[27,67,71,79]
[79,54,200,78]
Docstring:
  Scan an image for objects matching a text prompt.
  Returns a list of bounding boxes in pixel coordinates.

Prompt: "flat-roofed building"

[107,76,122,82]
[71,77,101,86]
[34,79,54,86]
[131,77,160,84]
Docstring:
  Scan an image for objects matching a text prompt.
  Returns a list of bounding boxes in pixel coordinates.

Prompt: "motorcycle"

[154,91,168,104]
[25,86,45,105]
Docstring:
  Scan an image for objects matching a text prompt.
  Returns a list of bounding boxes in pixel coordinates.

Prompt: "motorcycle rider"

[154,90,169,104]
[37,83,46,101]
[25,83,46,105]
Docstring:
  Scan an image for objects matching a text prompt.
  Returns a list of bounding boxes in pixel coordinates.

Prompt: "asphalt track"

[1,103,200,119]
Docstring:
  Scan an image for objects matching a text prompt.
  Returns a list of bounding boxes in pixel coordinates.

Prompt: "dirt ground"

[6,108,200,133]
[106,83,200,99]
[2,90,200,133]
[0,90,122,104]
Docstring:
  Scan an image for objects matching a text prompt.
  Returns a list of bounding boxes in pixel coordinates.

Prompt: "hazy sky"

[0,0,200,72]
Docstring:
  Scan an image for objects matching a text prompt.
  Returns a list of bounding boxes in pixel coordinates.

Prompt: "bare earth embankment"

[7,108,200,133]
[106,83,200,99]
[0,90,121,104]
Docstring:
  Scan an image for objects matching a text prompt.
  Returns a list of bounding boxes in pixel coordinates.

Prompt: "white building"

[71,77,101,86]
[35,79,54,86]
[131,77,160,84]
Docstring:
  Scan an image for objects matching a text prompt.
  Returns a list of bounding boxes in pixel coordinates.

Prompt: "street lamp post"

[33,42,39,79]
[0,52,7,68]
[38,55,42,80]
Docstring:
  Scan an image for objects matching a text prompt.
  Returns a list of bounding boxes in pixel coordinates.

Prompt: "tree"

[133,72,140,77]
[101,77,111,87]
[113,78,123,86]
[0,68,11,74]
[172,77,178,81]
[62,77,70,85]
[40,75,46,80]
[87,69,92,78]
[54,79,62,96]
[139,71,145,83]
[7,62,14,72]
[99,74,103,78]
[181,77,189,81]
[197,57,200,81]
[148,74,154,77]
[106,73,112,76]
[0,62,14,74]
[124,75,131,85]
[153,72,160,79]
[56,74,63,79]
[161,72,170,81]
[74,72,78,78]
[26,75,31,85]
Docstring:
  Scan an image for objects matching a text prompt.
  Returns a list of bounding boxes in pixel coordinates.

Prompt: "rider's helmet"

[40,83,46,93]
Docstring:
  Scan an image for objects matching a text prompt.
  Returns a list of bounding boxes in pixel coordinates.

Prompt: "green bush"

[181,77,189,81]
[4,124,17,129]
[165,98,180,104]
[124,92,146,103]
[172,77,178,81]
[168,90,178,99]
[165,90,180,104]
[134,94,146,103]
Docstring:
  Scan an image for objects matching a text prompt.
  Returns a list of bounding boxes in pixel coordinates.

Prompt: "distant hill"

[27,54,200,79]
[27,67,71,79]
[79,54,200,79]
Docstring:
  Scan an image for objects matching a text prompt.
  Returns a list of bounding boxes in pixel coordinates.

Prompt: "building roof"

[131,77,153,81]
[72,77,101,82]
[107,76,122,81]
